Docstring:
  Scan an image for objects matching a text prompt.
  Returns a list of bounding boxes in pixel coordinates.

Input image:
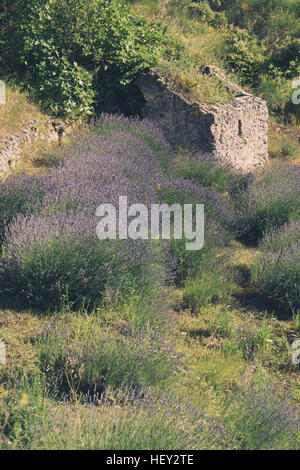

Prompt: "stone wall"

[134,67,269,172]
[0,117,74,175]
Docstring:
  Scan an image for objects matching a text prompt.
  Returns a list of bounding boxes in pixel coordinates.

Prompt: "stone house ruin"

[135,66,269,172]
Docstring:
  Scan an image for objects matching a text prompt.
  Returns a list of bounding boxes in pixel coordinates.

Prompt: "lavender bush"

[0,173,55,242]
[160,176,235,233]
[235,163,300,245]
[251,221,300,311]
[159,177,234,285]
[39,318,180,395]
[0,212,164,309]
[93,114,173,168]
[232,385,300,449]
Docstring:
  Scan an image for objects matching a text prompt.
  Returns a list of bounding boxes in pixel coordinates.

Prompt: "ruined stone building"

[135,67,268,173]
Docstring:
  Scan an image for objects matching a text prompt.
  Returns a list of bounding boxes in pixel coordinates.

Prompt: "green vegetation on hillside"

[1,116,299,450]
[0,0,299,452]
[2,0,299,120]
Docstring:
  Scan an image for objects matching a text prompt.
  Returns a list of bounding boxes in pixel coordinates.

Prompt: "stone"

[0,117,74,175]
[134,67,269,172]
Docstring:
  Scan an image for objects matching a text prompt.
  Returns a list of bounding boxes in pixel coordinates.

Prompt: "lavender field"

[1,0,300,452]
[0,115,299,450]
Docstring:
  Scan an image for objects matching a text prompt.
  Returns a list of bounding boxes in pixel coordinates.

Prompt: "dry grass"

[268,118,300,162]
[0,309,42,375]
[158,60,233,103]
[176,301,300,405]
[0,85,42,143]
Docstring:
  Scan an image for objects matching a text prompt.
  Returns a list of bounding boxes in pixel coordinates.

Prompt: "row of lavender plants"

[0,115,299,449]
[0,115,241,448]
[252,221,300,310]
[169,149,300,312]
[1,115,299,312]
[1,363,298,449]
[179,155,300,312]
[233,162,300,311]
[0,114,233,311]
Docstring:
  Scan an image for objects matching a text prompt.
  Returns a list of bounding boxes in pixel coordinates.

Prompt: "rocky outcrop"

[134,67,269,172]
[0,117,74,174]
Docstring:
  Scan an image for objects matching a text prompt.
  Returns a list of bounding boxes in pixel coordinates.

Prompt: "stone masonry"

[135,67,269,172]
[0,117,74,175]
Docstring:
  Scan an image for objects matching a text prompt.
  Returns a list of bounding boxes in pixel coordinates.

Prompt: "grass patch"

[0,84,42,143]
[38,314,179,397]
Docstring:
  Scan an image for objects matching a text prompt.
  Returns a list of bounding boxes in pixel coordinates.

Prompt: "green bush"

[39,317,178,395]
[268,37,300,80]
[251,222,300,311]
[0,0,166,116]
[229,385,299,450]
[202,0,300,120]
[187,1,227,26]
[223,26,266,85]
[27,46,95,117]
[235,163,300,246]
[257,76,292,117]
[208,0,300,48]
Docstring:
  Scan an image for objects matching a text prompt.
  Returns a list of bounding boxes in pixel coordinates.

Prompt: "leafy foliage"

[187,1,227,26]
[203,0,300,117]
[0,0,166,116]
[223,26,266,85]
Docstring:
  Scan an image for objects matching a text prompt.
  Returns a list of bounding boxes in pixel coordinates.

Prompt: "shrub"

[39,317,179,395]
[210,0,300,49]
[235,163,300,246]
[257,75,292,118]
[251,222,300,311]
[187,1,227,26]
[159,176,234,233]
[268,37,300,80]
[157,176,234,284]
[93,113,172,167]
[0,212,163,309]
[0,0,166,116]
[231,385,300,449]
[223,26,266,85]
[0,173,56,242]
[26,47,95,117]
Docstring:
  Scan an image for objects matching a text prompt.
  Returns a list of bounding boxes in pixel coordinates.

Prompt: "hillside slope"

[0,0,299,451]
